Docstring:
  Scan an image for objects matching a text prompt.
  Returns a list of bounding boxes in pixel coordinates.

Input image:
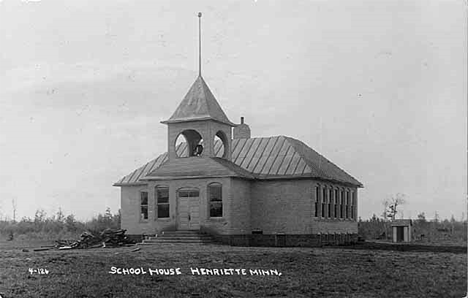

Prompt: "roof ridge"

[199,76,216,118]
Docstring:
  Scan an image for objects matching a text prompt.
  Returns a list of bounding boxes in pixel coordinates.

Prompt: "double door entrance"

[177,189,200,230]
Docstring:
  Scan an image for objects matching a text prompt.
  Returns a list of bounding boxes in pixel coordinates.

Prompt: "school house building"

[113,73,364,246]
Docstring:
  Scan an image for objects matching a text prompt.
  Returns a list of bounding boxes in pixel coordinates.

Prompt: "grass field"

[1,241,466,298]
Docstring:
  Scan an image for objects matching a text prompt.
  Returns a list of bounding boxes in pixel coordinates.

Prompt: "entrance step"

[140,231,215,245]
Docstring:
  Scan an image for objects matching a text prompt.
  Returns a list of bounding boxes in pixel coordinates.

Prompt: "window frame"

[314,186,319,217]
[322,187,327,218]
[346,190,350,219]
[178,188,200,198]
[155,186,170,220]
[340,189,345,219]
[334,189,339,219]
[140,190,149,221]
[208,183,223,218]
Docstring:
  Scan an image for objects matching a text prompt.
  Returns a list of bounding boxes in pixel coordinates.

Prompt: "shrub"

[0,208,121,241]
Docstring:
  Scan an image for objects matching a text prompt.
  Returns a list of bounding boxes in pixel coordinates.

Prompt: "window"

[178,189,200,197]
[340,190,345,219]
[334,189,339,218]
[156,186,169,219]
[351,191,356,219]
[322,187,327,217]
[208,183,223,218]
[328,188,333,218]
[140,191,148,220]
[314,186,319,217]
[346,191,350,219]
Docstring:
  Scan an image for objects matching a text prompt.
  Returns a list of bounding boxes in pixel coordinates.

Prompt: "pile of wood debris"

[55,229,135,250]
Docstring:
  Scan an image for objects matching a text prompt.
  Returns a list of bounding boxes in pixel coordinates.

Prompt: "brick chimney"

[233,117,251,139]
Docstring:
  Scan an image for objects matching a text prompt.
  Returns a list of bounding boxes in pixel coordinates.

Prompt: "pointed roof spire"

[161,76,235,126]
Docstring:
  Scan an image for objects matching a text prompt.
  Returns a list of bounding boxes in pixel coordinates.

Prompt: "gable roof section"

[141,156,255,180]
[161,76,235,126]
[114,136,363,187]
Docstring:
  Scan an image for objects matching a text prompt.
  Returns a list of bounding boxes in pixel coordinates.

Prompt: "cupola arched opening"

[214,130,228,159]
[175,129,204,158]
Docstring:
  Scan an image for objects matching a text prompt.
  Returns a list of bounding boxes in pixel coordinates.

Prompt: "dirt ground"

[1,241,466,298]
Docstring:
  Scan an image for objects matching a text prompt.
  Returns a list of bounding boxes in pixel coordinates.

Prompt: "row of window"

[314,185,356,220]
[139,183,223,220]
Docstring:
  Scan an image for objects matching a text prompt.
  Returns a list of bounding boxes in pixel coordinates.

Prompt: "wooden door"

[396,226,404,242]
[177,189,200,231]
[188,197,200,230]
[178,197,190,230]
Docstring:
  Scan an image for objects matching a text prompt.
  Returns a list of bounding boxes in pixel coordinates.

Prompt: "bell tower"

[161,13,235,162]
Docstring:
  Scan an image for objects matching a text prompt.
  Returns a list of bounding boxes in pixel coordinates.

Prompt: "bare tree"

[383,193,406,221]
[381,199,389,221]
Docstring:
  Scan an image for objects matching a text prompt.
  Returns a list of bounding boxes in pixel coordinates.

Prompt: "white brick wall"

[230,178,251,234]
[120,178,359,236]
[250,180,313,234]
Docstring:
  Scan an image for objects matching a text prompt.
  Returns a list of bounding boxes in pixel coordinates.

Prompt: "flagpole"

[198,12,202,77]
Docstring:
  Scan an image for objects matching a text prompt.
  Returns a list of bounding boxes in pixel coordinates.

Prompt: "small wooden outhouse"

[391,219,412,243]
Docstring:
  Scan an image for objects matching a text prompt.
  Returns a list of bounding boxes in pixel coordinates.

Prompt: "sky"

[0,0,466,221]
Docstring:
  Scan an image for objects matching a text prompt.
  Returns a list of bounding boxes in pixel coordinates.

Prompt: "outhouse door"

[177,189,200,231]
[396,226,404,242]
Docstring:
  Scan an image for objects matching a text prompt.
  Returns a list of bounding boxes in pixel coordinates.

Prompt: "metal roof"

[114,136,363,187]
[161,76,235,126]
